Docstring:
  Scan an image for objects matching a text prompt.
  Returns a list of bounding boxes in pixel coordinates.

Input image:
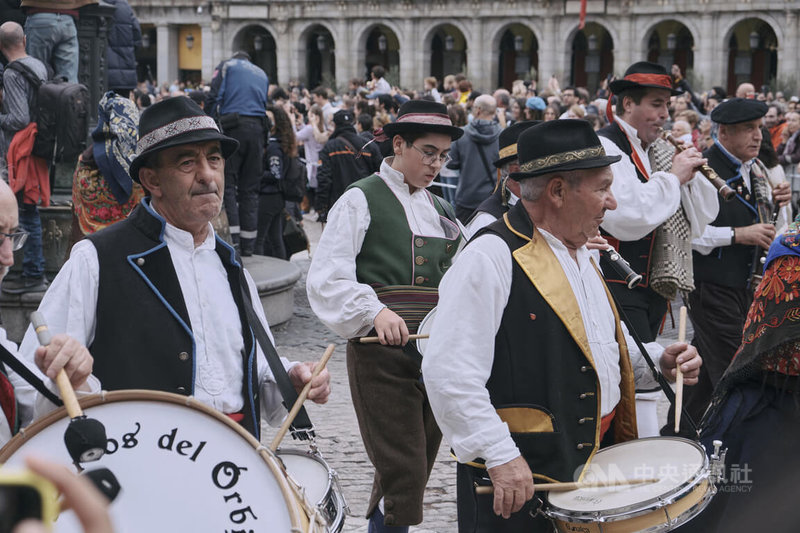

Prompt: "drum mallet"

[30,312,107,465]
[474,477,660,494]
[269,343,335,452]
[674,306,687,434]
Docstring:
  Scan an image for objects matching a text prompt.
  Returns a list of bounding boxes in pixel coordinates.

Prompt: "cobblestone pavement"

[260,214,694,532]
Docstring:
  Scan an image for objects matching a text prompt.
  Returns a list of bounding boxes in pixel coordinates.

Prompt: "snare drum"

[279,449,347,532]
[416,306,437,355]
[0,390,319,532]
[546,437,715,532]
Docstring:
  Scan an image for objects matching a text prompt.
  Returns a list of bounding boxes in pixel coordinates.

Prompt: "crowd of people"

[2,3,800,529]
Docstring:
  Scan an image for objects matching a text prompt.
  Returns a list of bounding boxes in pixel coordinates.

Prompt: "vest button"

[176,386,187,394]
[136,257,145,266]
[415,276,425,285]
[446,243,453,253]
[578,418,585,424]
[415,237,425,247]
[178,351,189,361]
[580,365,590,373]
[415,255,426,265]
[579,393,587,400]
[577,443,585,450]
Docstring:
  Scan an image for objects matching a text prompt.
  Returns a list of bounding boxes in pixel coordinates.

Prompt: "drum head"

[279,450,331,505]
[416,307,437,355]
[547,437,707,515]
[0,391,306,532]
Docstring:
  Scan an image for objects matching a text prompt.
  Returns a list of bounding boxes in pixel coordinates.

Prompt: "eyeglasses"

[410,144,451,166]
[0,231,28,251]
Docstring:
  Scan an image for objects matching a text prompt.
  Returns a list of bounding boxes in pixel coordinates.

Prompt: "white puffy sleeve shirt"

[422,229,662,469]
[600,118,719,241]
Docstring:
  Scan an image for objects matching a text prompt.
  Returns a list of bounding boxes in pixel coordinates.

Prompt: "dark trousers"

[607,283,667,343]
[346,340,441,526]
[222,116,265,240]
[683,282,751,424]
[255,193,286,259]
[18,202,44,279]
[456,463,553,533]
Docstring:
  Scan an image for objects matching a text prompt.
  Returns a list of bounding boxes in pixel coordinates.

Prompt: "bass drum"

[416,306,437,356]
[0,390,320,532]
[546,437,715,532]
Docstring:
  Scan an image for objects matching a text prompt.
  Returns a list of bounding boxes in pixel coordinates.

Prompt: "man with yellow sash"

[423,120,702,532]
[307,100,463,532]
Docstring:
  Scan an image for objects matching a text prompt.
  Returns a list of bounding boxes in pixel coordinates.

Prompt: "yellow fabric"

[496,407,555,433]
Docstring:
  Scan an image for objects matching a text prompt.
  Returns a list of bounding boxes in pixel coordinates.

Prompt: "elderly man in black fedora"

[307,99,464,532]
[423,120,702,532]
[18,96,330,442]
[464,120,538,236]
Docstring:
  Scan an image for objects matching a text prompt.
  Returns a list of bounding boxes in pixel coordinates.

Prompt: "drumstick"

[30,312,107,464]
[674,306,687,434]
[269,344,335,452]
[474,477,660,495]
[358,333,429,344]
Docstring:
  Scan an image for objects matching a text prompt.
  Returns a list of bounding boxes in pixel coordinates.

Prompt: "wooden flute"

[659,129,736,201]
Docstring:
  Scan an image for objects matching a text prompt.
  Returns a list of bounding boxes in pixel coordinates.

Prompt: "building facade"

[131,0,800,96]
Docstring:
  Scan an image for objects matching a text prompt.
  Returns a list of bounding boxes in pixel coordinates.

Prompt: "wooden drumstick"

[269,344,335,452]
[358,333,429,344]
[674,306,687,433]
[31,312,107,464]
[474,477,660,495]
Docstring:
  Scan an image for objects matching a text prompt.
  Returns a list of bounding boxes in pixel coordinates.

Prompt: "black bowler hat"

[129,96,239,182]
[710,98,768,125]
[609,61,680,96]
[509,120,621,180]
[382,100,464,140]
[494,120,540,169]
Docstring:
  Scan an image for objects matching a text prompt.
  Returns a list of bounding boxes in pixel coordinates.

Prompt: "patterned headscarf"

[92,92,140,204]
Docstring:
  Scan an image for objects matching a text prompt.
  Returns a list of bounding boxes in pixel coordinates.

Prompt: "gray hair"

[0,22,24,51]
[519,170,583,202]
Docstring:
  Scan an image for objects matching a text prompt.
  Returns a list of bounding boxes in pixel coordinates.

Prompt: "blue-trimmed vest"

[597,122,656,288]
[475,203,638,482]
[86,200,261,438]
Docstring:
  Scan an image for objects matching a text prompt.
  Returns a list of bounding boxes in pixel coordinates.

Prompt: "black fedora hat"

[382,100,464,140]
[494,120,541,168]
[609,61,680,96]
[509,120,621,180]
[129,96,239,182]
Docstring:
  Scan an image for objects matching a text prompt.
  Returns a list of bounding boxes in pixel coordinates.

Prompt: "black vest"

[597,122,655,288]
[693,145,760,288]
[474,204,637,482]
[468,186,507,223]
[86,201,261,438]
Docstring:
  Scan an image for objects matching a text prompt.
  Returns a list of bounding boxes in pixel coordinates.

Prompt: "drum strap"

[0,343,62,406]
[238,274,315,439]
[606,287,698,435]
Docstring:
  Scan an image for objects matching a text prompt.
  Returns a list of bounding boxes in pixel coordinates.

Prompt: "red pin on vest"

[30,312,107,464]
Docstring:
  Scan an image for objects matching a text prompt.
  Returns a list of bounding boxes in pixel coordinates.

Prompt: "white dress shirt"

[692,141,791,255]
[307,158,463,339]
[422,228,662,469]
[17,209,294,426]
[600,117,718,241]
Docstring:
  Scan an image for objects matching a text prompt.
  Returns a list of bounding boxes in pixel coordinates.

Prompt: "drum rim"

[277,448,335,500]
[0,389,312,530]
[416,306,437,354]
[546,437,710,521]
[278,448,346,531]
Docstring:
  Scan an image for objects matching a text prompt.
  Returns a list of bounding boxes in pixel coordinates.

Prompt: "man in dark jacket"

[104,0,141,96]
[446,94,501,223]
[315,109,382,221]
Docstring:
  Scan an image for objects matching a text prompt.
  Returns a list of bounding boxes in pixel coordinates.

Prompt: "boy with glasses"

[307,100,464,532]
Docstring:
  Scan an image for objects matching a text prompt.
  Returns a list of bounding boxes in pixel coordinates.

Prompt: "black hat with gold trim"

[509,120,621,180]
[494,120,540,169]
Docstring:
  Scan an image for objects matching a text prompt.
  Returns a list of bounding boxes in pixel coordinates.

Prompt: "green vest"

[349,174,461,333]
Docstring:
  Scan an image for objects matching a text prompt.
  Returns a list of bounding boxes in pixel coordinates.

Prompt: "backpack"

[279,156,308,203]
[6,61,90,164]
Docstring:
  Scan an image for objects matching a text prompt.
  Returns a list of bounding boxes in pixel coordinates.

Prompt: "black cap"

[333,109,354,126]
[510,120,621,180]
[710,98,768,125]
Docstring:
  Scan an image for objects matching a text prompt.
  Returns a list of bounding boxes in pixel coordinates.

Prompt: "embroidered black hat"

[609,61,680,96]
[710,97,768,125]
[509,120,621,180]
[382,100,464,140]
[129,96,239,182]
[494,120,541,169]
